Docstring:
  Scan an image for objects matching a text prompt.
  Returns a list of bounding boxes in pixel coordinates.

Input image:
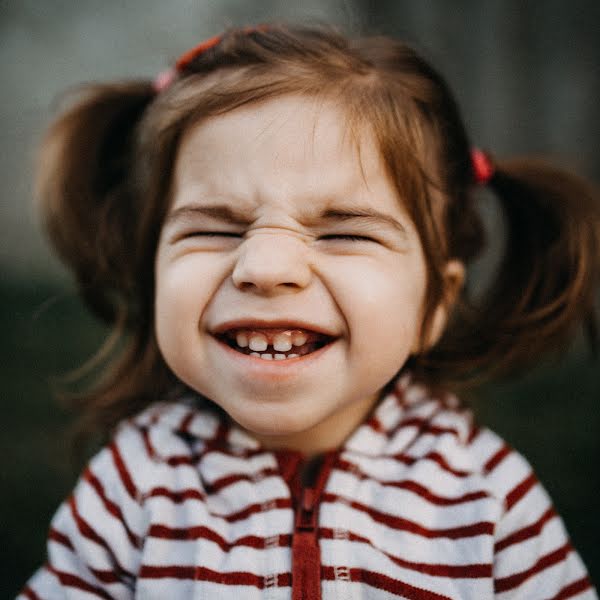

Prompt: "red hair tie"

[152,33,223,93]
[175,34,223,71]
[471,148,495,185]
[153,25,269,93]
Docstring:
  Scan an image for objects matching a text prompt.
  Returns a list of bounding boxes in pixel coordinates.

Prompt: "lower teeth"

[249,352,300,360]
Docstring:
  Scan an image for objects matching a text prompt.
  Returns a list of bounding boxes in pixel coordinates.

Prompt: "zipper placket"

[290,452,336,600]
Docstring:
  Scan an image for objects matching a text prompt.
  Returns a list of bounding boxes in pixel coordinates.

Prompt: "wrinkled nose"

[232,233,311,294]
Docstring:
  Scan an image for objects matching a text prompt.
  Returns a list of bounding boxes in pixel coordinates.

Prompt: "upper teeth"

[291,331,308,346]
[235,330,309,351]
[248,333,268,352]
[273,332,292,352]
[236,332,249,348]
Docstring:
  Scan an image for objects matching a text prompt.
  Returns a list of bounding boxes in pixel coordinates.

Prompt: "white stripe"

[320,538,491,597]
[484,451,532,501]
[199,450,278,482]
[48,538,132,599]
[146,503,292,540]
[141,538,291,572]
[342,451,480,488]
[494,518,570,579]
[327,469,497,525]
[135,578,291,600]
[204,476,290,514]
[319,502,492,564]
[495,548,587,599]
[494,483,553,543]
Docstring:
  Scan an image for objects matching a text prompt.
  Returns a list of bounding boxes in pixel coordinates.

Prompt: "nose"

[232,232,312,294]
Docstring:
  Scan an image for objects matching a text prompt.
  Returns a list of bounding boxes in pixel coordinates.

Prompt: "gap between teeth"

[237,331,308,352]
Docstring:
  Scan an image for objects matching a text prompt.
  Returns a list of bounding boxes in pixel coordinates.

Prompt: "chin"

[228,399,323,438]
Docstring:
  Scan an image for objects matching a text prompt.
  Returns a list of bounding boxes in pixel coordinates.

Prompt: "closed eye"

[185,231,242,238]
[319,234,377,242]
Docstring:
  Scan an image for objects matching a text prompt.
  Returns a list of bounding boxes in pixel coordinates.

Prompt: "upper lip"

[211,318,338,337]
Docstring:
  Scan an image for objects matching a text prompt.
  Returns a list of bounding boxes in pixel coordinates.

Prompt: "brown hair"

[37,24,600,435]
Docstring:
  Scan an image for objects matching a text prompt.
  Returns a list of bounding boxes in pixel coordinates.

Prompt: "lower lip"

[210,335,337,380]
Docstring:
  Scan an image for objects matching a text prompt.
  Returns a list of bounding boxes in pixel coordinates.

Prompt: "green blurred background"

[2,1,599,597]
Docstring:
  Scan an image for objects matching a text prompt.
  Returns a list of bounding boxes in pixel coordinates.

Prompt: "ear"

[414,259,465,353]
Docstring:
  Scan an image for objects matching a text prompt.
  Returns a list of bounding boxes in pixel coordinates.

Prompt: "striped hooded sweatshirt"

[20,374,596,599]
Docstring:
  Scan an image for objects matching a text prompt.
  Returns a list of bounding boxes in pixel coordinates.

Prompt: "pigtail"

[489,160,599,351]
[37,81,155,325]
[437,159,600,380]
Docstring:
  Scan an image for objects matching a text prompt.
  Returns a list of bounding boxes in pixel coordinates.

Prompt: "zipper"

[290,452,336,600]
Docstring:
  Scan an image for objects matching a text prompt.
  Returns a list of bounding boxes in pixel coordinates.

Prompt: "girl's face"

[154,95,454,455]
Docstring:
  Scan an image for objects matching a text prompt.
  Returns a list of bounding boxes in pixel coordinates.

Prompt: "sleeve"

[481,437,597,599]
[17,426,147,600]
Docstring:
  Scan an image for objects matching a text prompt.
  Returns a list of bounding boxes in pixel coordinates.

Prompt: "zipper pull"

[295,488,317,531]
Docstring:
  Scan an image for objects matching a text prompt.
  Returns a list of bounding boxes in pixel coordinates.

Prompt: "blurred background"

[2,0,599,595]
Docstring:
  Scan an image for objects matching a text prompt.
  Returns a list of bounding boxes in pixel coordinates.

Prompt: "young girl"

[20,24,598,599]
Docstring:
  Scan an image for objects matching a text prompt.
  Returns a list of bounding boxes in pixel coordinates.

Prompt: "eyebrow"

[164,204,253,227]
[318,208,408,236]
[164,203,408,236]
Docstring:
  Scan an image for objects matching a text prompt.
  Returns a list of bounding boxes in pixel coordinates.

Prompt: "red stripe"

[49,527,74,551]
[336,458,490,506]
[494,542,573,593]
[140,422,199,466]
[47,565,113,599]
[147,486,205,503]
[140,564,291,588]
[147,485,291,522]
[484,444,512,473]
[147,406,165,426]
[320,528,492,578]
[467,424,480,444]
[207,467,280,494]
[178,411,195,433]
[494,507,556,553]
[109,441,139,501]
[89,568,122,584]
[84,468,141,548]
[365,415,384,433]
[206,421,229,449]
[69,495,107,548]
[154,446,274,468]
[148,523,292,551]
[141,427,156,459]
[505,473,537,510]
[322,566,453,600]
[167,454,196,466]
[395,451,471,478]
[394,480,489,506]
[322,493,494,539]
[221,497,292,522]
[399,416,460,439]
[547,576,593,600]
[68,495,135,580]
[20,586,42,600]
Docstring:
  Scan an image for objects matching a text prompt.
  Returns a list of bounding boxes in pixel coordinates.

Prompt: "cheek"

[154,255,217,348]
[323,255,427,348]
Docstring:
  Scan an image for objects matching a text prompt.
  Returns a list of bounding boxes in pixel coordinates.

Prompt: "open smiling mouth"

[216,328,334,361]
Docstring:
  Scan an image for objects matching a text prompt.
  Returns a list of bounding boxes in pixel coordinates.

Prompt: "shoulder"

[373,376,541,503]
[101,397,225,497]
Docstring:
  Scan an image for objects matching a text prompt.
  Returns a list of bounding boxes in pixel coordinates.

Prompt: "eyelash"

[186,231,242,238]
[319,234,376,243]
[183,232,376,243]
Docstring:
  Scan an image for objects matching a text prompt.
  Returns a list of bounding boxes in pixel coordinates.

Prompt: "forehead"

[171,94,405,218]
